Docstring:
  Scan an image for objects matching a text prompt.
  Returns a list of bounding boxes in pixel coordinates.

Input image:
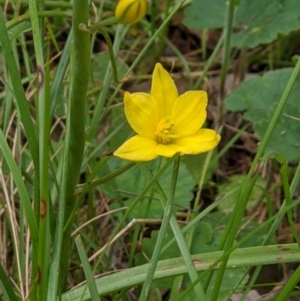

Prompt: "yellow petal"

[124,92,159,138]
[150,63,178,118]
[155,143,192,158]
[173,129,220,155]
[114,135,158,161]
[171,91,208,137]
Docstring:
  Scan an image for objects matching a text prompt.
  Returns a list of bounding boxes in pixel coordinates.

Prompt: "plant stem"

[218,0,235,127]
[60,0,91,290]
[47,0,90,298]
[139,155,180,301]
[138,163,206,300]
[28,0,51,299]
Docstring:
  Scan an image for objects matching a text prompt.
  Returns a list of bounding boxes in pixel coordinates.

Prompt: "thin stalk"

[170,150,214,298]
[87,24,124,140]
[6,11,72,30]
[276,265,300,300]
[138,163,206,300]
[139,155,180,301]
[219,0,235,127]
[47,0,90,298]
[193,32,225,90]
[210,57,300,301]
[28,0,51,299]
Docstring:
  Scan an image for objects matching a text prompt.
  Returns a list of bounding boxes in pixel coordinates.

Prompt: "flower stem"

[138,155,180,301]
[138,162,206,300]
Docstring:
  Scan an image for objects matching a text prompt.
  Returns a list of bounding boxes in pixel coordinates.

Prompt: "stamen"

[155,116,174,144]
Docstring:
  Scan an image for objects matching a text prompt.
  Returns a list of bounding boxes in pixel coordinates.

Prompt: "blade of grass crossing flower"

[209,57,300,301]
[170,149,214,298]
[160,185,242,255]
[75,236,101,301]
[139,155,181,301]
[47,0,91,298]
[138,163,206,300]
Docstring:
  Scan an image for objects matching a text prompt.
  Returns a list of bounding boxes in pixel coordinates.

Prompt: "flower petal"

[114,135,158,161]
[124,92,159,137]
[171,91,208,137]
[150,63,178,118]
[173,129,220,155]
[155,143,192,158]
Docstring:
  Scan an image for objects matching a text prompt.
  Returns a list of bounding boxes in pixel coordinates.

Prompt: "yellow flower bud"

[115,0,147,24]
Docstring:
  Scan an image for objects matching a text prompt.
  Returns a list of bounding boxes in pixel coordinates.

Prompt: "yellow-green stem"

[59,0,91,290]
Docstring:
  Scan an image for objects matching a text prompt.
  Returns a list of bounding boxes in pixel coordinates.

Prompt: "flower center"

[155,116,174,144]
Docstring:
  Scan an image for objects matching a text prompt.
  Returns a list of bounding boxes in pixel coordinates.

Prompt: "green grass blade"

[28,0,51,298]
[0,8,39,172]
[0,130,38,248]
[138,163,205,300]
[61,243,300,301]
[0,263,19,301]
[75,235,101,301]
[210,56,300,301]
[139,155,183,301]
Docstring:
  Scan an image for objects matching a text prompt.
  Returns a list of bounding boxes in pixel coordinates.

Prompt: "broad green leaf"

[183,0,226,29]
[232,0,300,48]
[216,174,266,213]
[181,152,218,184]
[92,52,128,81]
[225,68,300,161]
[183,0,300,49]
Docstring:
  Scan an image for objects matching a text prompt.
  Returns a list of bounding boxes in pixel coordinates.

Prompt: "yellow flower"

[114,63,221,161]
[115,0,147,24]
